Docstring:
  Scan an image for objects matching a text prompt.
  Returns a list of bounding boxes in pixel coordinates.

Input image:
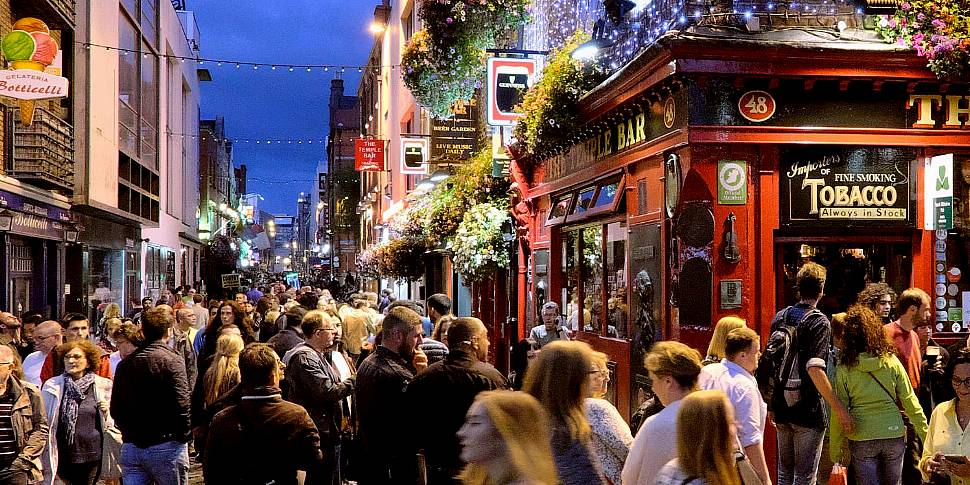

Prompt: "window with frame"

[119,0,159,170]
[560,220,628,338]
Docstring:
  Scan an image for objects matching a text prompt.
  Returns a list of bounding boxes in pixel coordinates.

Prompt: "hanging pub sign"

[486,57,538,126]
[354,138,385,172]
[780,146,916,227]
[401,137,429,175]
[0,18,69,125]
[431,98,479,162]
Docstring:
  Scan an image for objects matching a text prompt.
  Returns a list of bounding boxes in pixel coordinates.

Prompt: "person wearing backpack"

[760,262,852,485]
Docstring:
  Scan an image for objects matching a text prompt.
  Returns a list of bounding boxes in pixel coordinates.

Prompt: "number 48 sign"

[738,90,776,123]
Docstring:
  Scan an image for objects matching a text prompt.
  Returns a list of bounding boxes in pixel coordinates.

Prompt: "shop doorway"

[776,237,912,318]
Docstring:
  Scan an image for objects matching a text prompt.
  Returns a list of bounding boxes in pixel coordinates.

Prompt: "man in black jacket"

[355,306,427,484]
[205,343,323,485]
[406,317,508,484]
[283,310,354,485]
[111,306,191,484]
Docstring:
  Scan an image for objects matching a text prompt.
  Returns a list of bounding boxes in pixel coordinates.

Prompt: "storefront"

[513,37,969,421]
[66,212,142,322]
[0,186,74,319]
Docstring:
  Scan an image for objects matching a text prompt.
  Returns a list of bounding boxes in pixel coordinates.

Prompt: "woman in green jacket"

[830,305,928,485]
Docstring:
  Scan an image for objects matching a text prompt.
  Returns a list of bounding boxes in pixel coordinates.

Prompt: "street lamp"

[368,21,386,34]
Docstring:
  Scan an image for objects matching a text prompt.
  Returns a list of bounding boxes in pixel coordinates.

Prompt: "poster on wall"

[925,154,954,230]
[779,146,917,227]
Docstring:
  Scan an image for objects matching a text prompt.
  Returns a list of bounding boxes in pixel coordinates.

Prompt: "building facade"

[326,78,361,278]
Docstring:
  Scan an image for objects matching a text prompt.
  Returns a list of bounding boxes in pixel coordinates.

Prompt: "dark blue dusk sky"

[190,0,372,215]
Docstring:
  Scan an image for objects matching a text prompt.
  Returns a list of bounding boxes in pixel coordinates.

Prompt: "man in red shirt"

[884,287,931,391]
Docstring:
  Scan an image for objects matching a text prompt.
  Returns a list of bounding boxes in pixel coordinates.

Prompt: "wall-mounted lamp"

[0,210,11,232]
[65,226,79,243]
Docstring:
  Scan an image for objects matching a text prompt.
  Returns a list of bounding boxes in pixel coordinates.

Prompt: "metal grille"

[10,245,32,273]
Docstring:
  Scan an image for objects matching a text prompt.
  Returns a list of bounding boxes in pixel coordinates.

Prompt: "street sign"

[354,139,385,172]
[717,160,747,205]
[486,57,538,126]
[401,137,429,175]
[221,273,240,288]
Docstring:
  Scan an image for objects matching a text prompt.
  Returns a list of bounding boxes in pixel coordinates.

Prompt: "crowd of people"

[0,262,967,485]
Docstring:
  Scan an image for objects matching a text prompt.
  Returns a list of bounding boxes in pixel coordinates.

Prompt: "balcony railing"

[13,0,75,29]
[8,107,75,193]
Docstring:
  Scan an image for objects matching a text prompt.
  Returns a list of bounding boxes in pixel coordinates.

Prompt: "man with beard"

[283,311,355,485]
[857,282,896,324]
[355,306,427,484]
[884,287,932,392]
[405,318,507,484]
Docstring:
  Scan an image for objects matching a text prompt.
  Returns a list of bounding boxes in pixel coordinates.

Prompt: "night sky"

[190,0,372,215]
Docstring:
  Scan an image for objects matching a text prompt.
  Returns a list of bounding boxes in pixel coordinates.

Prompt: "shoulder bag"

[100,408,123,480]
[866,371,922,485]
[735,436,765,485]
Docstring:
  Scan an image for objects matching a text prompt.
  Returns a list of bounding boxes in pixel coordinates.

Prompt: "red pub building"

[510,26,970,423]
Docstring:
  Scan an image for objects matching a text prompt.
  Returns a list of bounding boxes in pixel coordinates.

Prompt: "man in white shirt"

[699,326,771,485]
[621,341,702,485]
[22,320,62,386]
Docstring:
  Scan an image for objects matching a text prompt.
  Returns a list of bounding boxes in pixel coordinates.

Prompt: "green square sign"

[718,160,747,205]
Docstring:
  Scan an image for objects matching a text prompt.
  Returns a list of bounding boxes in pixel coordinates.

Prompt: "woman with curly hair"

[830,304,928,485]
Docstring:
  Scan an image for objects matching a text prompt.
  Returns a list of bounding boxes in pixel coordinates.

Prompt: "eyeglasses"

[953,376,970,388]
[0,362,13,366]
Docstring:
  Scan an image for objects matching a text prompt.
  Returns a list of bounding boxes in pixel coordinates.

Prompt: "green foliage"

[450,202,511,282]
[874,1,970,80]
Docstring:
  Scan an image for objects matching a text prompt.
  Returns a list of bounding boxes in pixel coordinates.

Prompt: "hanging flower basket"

[875,1,970,80]
[449,202,511,283]
[375,237,427,281]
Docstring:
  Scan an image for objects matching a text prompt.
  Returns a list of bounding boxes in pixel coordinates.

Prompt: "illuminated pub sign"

[780,146,917,227]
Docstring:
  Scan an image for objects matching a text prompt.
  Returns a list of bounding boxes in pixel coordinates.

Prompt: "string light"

[77,41,401,72]
[168,131,328,145]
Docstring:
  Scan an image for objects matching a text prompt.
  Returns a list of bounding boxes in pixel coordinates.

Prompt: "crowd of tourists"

[0,263,967,485]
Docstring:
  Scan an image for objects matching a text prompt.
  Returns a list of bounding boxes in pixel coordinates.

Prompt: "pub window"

[571,186,596,217]
[547,193,574,225]
[560,220,629,339]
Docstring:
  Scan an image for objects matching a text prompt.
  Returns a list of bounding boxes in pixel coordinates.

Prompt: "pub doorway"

[775,236,912,319]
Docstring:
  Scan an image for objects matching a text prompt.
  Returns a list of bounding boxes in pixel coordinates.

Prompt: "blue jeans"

[776,423,825,485]
[848,437,905,485]
[120,441,189,485]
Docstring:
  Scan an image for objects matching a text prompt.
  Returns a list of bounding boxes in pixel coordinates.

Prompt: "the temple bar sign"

[780,146,916,227]
[908,95,970,129]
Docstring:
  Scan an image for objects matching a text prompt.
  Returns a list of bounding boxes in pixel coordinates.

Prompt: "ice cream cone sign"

[0,18,69,125]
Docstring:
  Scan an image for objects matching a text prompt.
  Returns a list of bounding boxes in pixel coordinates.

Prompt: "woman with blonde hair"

[703,316,746,366]
[524,340,606,484]
[432,314,457,347]
[457,390,558,485]
[203,333,244,406]
[584,351,632,484]
[654,389,741,485]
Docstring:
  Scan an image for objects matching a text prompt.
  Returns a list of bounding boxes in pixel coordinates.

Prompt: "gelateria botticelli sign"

[0,18,69,125]
[780,146,916,227]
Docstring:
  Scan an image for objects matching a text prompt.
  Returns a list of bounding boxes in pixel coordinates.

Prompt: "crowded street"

[0,0,968,484]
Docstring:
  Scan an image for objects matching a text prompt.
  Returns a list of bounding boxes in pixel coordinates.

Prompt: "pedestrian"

[97,303,122,348]
[19,312,42,360]
[204,343,323,485]
[702,316,746,366]
[254,296,275,342]
[283,310,355,485]
[108,322,141,377]
[529,302,570,349]
[110,306,192,485]
[768,262,848,485]
[523,340,606,485]
[202,334,244,409]
[621,341,701,485]
[23,321,62,387]
[653,390,740,485]
[916,322,952,419]
[699,326,771,485]
[197,301,256,378]
[426,294,452,336]
[355,306,428,484]
[920,348,970,483]
[457,390,558,485]
[583,351,632,484]
[856,283,896,324]
[191,294,209,331]
[41,340,115,485]
[339,305,368,362]
[831,305,927,485]
[41,315,111,383]
[171,310,198,388]
[884,288,932,397]
[0,344,47,484]
[0,313,29,361]
[432,314,456,348]
[407,317,509,484]
[174,309,199,350]
[267,306,307,359]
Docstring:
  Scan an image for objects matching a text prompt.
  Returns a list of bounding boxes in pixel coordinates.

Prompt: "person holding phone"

[921,349,970,483]
[530,302,570,350]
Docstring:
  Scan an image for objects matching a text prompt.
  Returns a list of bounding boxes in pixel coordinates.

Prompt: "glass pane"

[141,43,157,129]
[606,222,628,338]
[581,225,603,332]
[592,179,621,210]
[121,0,137,18]
[141,0,158,45]
[118,18,138,109]
[572,187,596,215]
[561,230,579,332]
[119,121,138,156]
[549,194,572,221]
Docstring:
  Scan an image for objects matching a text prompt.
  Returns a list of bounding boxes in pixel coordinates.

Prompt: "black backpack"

[756,306,822,410]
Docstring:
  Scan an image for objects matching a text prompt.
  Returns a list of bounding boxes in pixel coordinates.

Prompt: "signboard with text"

[431,98,479,162]
[354,139,385,172]
[780,146,916,227]
[925,154,954,230]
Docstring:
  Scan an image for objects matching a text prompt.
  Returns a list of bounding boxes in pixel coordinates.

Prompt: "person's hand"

[944,455,970,478]
[361,341,374,351]
[98,400,110,414]
[413,348,428,372]
[924,453,944,475]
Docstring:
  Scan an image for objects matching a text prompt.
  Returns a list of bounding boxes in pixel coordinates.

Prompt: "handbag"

[735,436,765,485]
[828,463,848,485]
[100,417,123,480]
[866,372,923,485]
